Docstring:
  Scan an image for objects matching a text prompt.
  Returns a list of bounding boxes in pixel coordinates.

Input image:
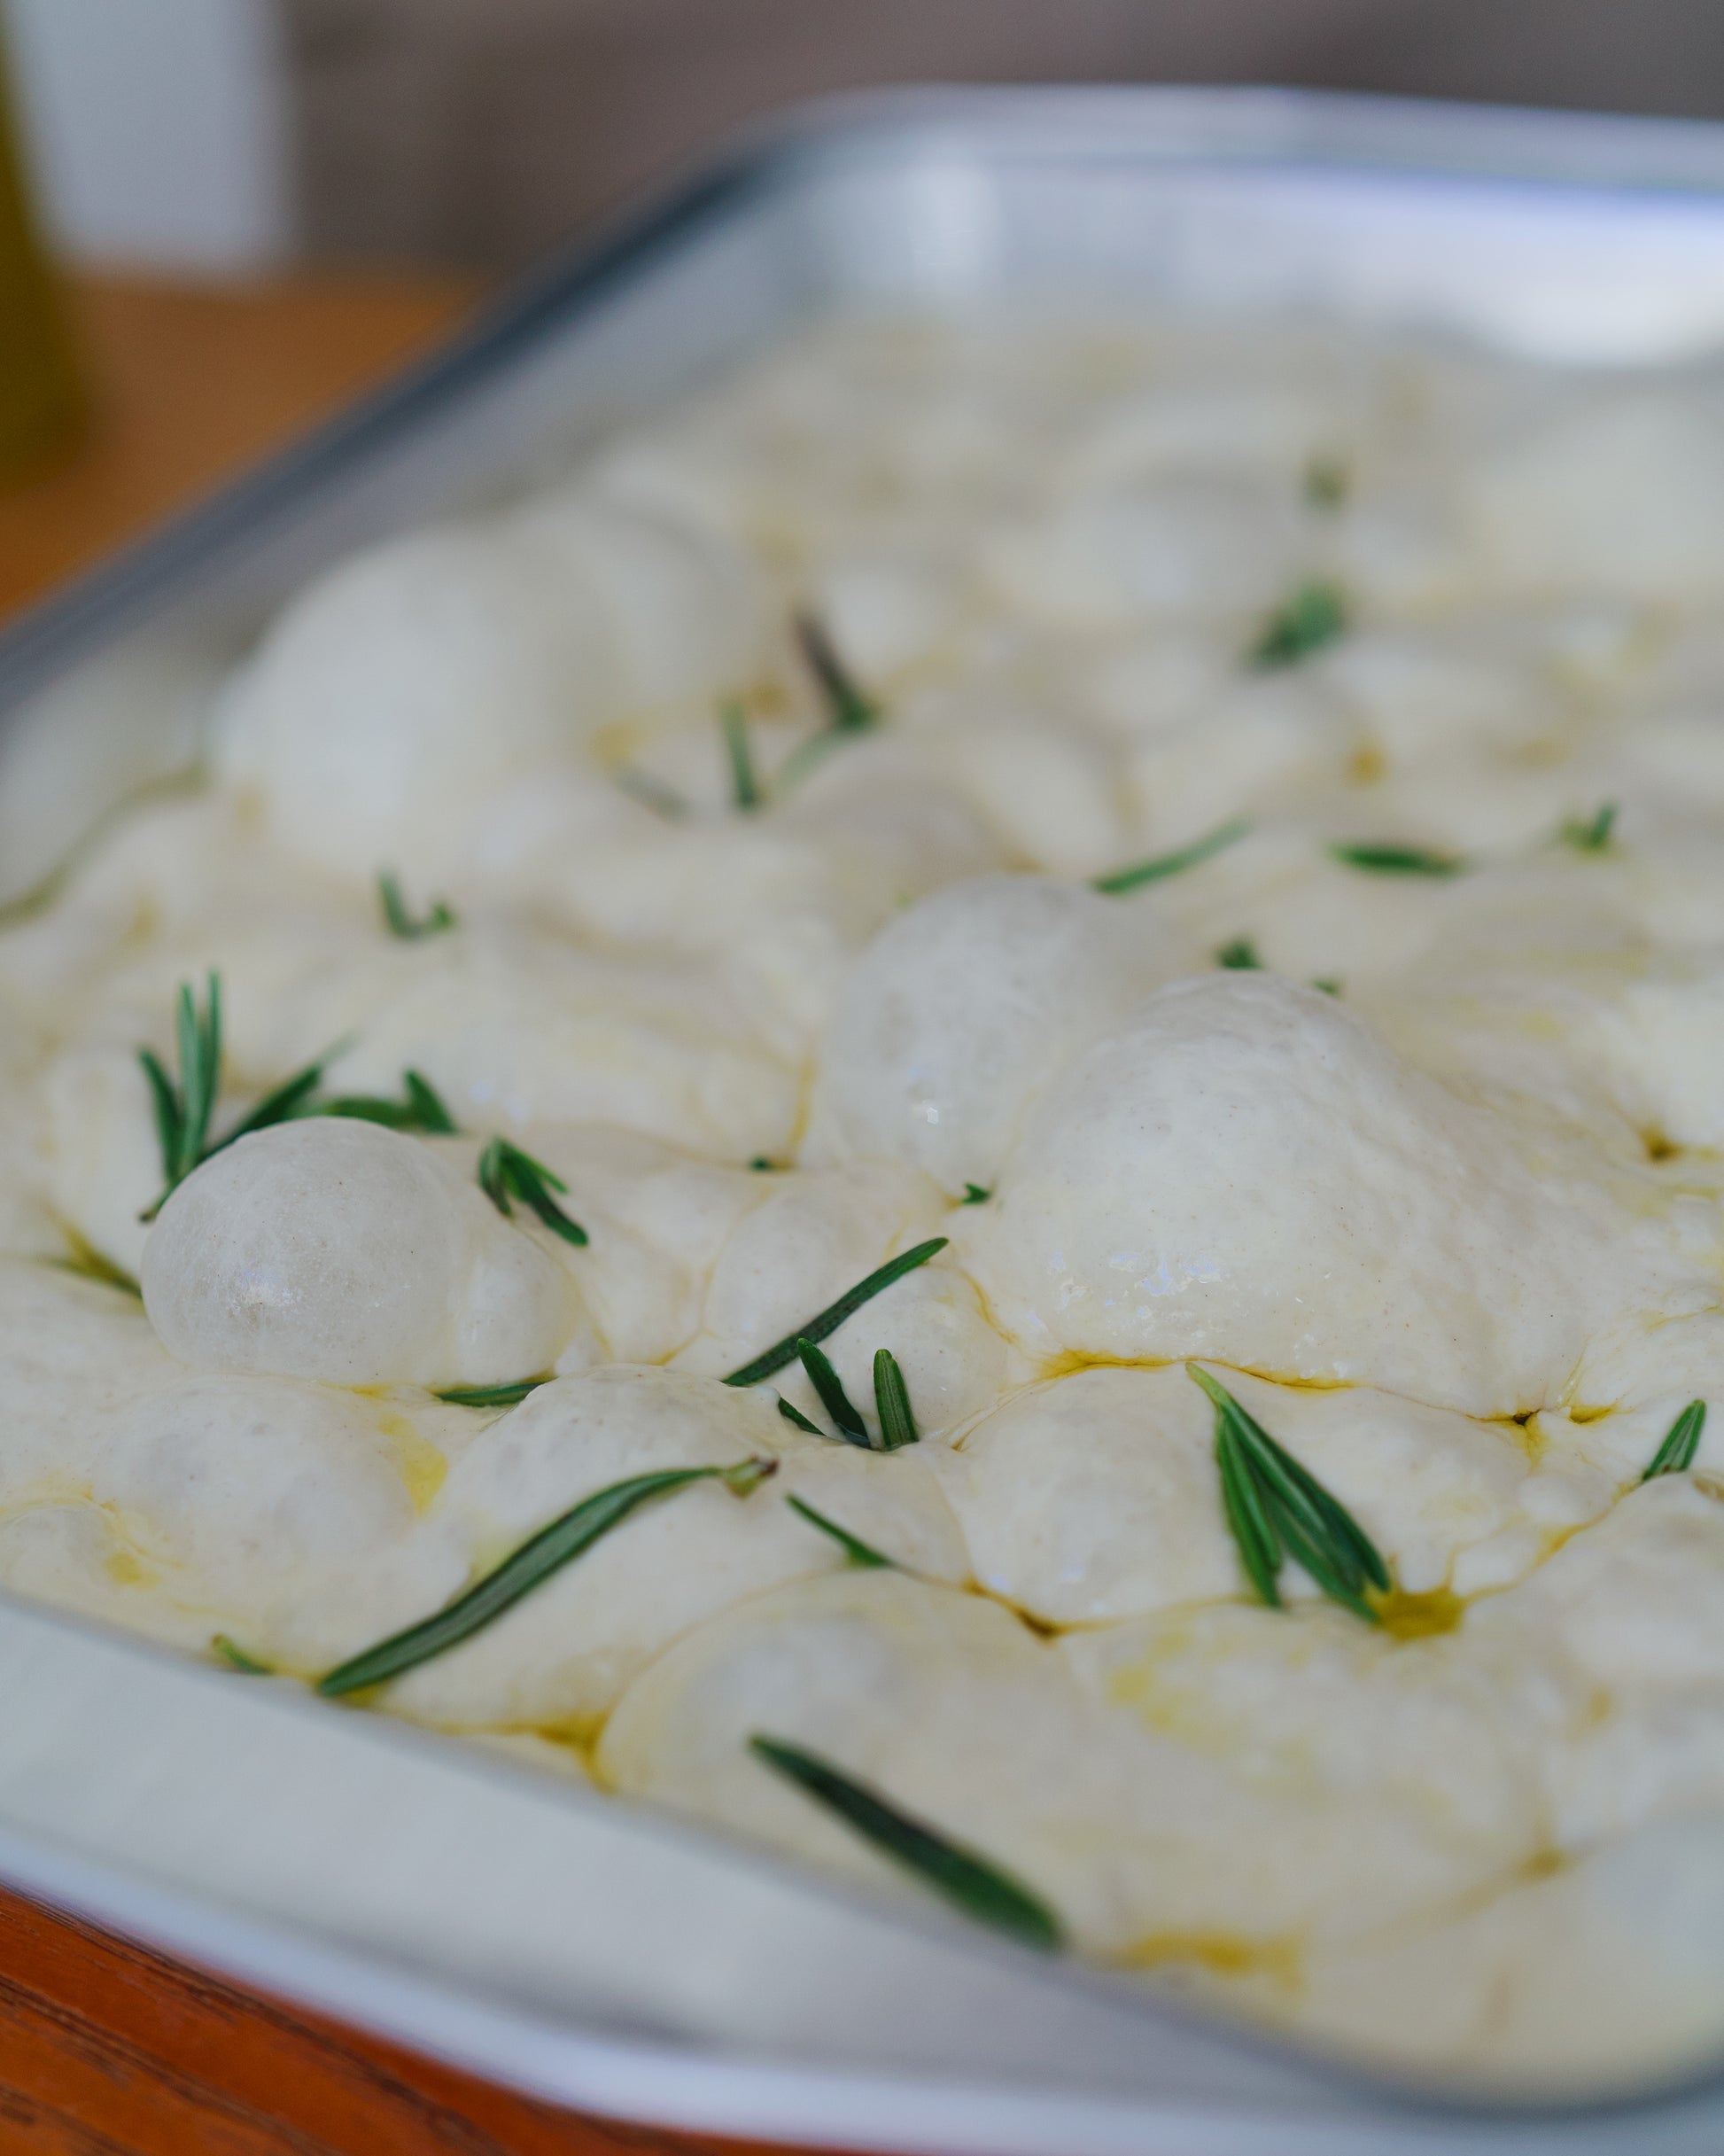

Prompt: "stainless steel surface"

[4,84,1724,2150]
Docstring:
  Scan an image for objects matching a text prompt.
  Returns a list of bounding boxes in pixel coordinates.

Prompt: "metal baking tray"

[5,85,1724,2154]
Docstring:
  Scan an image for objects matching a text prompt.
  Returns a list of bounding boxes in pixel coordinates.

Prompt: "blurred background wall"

[8,0,1724,275]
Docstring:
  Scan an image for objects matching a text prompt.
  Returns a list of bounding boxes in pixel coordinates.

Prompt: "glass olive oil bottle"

[0,32,82,484]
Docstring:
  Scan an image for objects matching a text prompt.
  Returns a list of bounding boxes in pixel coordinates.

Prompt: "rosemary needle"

[1561,803,1619,854]
[378,870,457,939]
[1188,1364,1388,1623]
[1215,937,1262,970]
[873,1349,920,1451]
[786,1494,893,1568]
[777,1396,824,1436]
[138,972,221,1198]
[1328,841,1464,877]
[1643,1399,1706,1481]
[778,610,882,790]
[320,1457,777,1695]
[435,1377,550,1409]
[960,1184,991,1205]
[50,1246,142,1299]
[1092,819,1250,897]
[798,1338,872,1447]
[323,1068,460,1136]
[795,610,879,734]
[211,1634,271,1675]
[722,1239,948,1389]
[749,1736,1063,1952]
[1251,579,1347,669]
[478,1136,588,1247]
[722,698,760,811]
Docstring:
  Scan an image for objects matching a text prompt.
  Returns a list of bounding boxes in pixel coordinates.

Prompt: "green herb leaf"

[777,611,883,791]
[1092,818,1251,897]
[786,1494,893,1568]
[749,1156,777,1172]
[749,1735,1063,1952]
[322,1067,460,1137]
[1251,580,1347,668]
[218,1047,348,1150]
[320,1457,777,1696]
[478,1137,588,1247]
[1216,937,1262,970]
[50,1243,142,1299]
[960,1183,991,1205]
[1561,803,1619,854]
[1312,977,1343,997]
[1188,1363,1389,1623]
[378,870,457,939]
[873,1349,919,1451]
[722,1239,949,1389]
[796,610,879,734]
[1328,841,1464,877]
[137,974,223,1215]
[776,1395,824,1435]
[211,1634,271,1675]
[1303,457,1349,510]
[722,698,760,811]
[404,1070,460,1134]
[1643,1399,1706,1481]
[798,1338,872,1447]
[434,1377,550,1409]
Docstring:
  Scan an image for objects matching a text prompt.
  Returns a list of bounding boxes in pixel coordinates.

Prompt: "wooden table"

[0,270,479,621]
[0,271,796,2156]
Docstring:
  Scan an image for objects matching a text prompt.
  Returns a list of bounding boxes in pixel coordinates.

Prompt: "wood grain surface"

[0,1881,790,2156]
[0,270,845,2156]
[0,269,482,622]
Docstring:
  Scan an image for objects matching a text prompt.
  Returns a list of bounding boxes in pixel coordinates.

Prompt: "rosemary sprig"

[139,973,222,1199]
[960,1184,991,1206]
[1642,1399,1706,1481]
[1328,841,1463,877]
[1216,937,1262,970]
[211,1634,271,1675]
[874,1349,919,1451]
[749,1735,1062,1952]
[786,1495,893,1568]
[778,611,882,790]
[320,1457,777,1696]
[798,1338,871,1447]
[221,1054,341,1145]
[796,610,879,734]
[1251,579,1347,669]
[722,699,760,811]
[137,976,360,1216]
[777,1396,824,1435]
[478,1137,588,1247]
[1561,803,1618,854]
[324,1069,460,1135]
[378,870,457,939]
[722,1239,948,1389]
[435,1377,550,1409]
[1092,818,1250,897]
[1188,1364,1388,1623]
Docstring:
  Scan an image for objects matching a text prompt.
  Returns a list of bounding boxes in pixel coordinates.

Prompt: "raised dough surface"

[10,313,1724,2087]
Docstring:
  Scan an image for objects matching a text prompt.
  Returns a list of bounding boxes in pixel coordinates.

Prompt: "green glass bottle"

[0,31,82,485]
